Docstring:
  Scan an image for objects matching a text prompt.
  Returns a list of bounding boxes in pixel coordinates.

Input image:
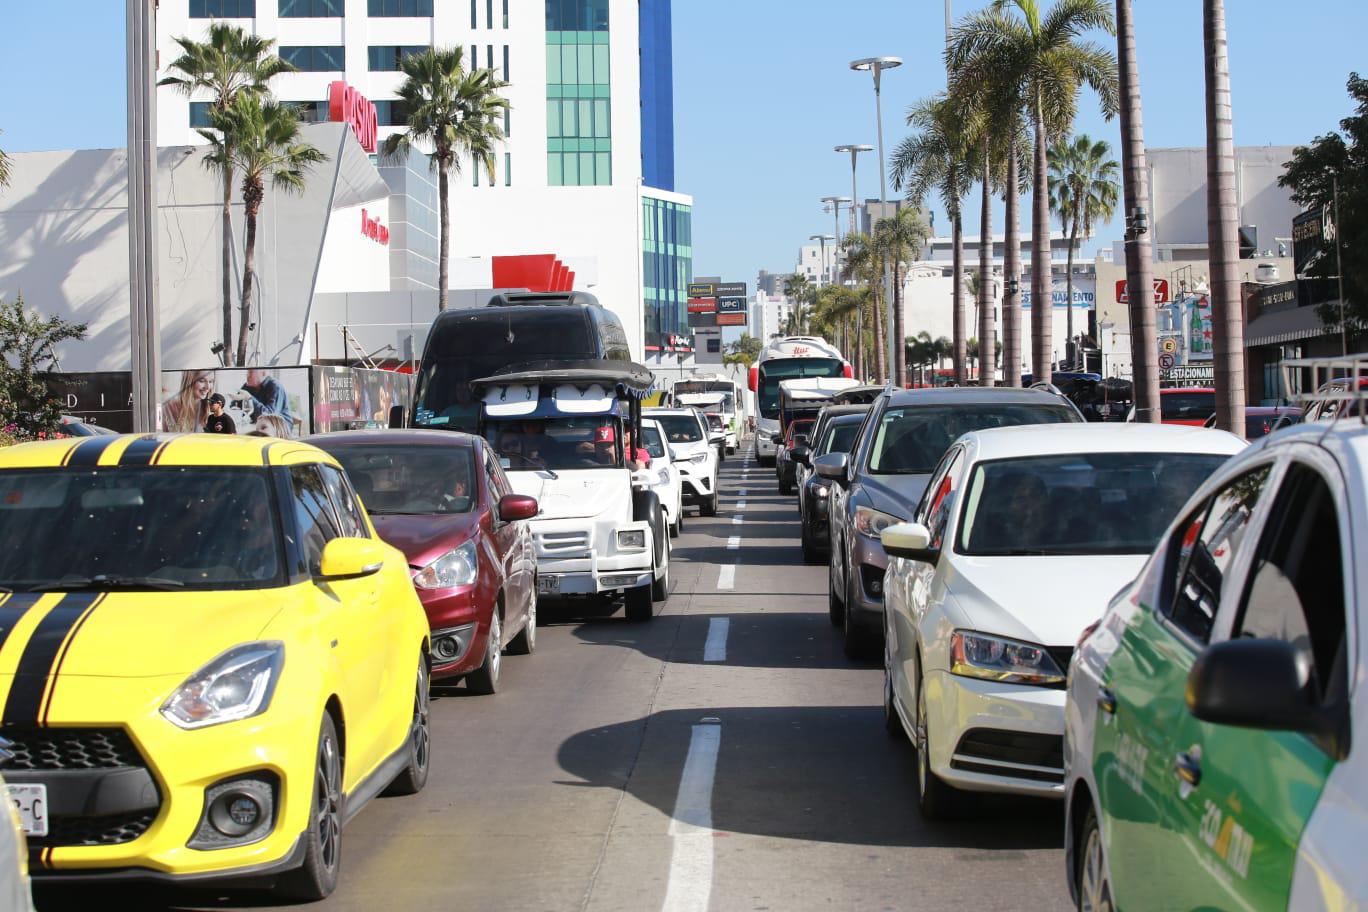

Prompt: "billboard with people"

[159,368,309,437]
[311,366,414,432]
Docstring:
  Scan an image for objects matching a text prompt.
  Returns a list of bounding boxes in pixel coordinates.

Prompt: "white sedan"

[638,418,683,537]
[645,408,720,517]
[879,424,1245,819]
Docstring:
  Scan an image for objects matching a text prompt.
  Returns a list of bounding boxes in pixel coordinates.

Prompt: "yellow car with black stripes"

[0,433,431,900]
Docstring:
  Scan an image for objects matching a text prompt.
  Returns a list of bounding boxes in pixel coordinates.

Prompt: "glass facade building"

[546,0,611,186]
[642,196,692,346]
[638,0,674,192]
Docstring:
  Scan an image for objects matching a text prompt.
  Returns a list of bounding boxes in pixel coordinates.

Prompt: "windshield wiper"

[32,575,185,592]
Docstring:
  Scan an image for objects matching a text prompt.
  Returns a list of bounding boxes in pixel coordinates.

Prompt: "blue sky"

[1,1,1365,291]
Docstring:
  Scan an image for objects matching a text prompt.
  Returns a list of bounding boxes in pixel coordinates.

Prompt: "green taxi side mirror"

[317,538,385,582]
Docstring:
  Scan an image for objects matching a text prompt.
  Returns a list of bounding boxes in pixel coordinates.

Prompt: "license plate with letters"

[8,784,47,837]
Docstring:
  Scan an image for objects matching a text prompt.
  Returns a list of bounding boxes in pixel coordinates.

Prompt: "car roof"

[0,433,343,470]
[825,411,868,425]
[819,404,871,418]
[308,428,477,449]
[1249,413,1368,460]
[958,423,1247,463]
[882,386,1072,408]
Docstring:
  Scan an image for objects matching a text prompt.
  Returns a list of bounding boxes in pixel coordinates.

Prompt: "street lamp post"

[821,196,852,284]
[127,0,162,432]
[851,56,902,384]
[834,144,873,237]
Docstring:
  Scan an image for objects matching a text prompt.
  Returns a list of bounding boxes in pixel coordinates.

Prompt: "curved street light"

[833,144,873,236]
[821,196,853,285]
[850,57,902,383]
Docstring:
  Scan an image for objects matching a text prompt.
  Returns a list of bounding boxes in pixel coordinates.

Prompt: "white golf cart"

[475,361,670,621]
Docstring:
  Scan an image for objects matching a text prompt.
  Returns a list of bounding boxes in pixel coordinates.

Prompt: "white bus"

[670,374,742,453]
[749,336,851,465]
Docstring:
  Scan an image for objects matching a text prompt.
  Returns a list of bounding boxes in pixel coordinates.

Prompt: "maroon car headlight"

[413,540,478,590]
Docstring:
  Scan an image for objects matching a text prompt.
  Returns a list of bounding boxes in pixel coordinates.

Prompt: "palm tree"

[1204,0,1244,433]
[949,0,1119,383]
[1048,135,1119,368]
[382,47,509,312]
[875,208,931,385]
[842,232,887,381]
[1115,0,1159,420]
[0,130,11,192]
[892,96,972,384]
[160,24,293,360]
[202,96,326,365]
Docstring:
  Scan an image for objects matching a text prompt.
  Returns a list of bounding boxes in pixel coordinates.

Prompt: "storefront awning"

[1245,305,1335,347]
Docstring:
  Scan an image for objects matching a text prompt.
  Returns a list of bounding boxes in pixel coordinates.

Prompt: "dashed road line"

[716,564,735,590]
[661,721,722,912]
[726,536,740,550]
[703,618,729,661]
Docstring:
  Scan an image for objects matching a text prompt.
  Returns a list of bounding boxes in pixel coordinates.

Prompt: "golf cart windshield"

[490,417,625,471]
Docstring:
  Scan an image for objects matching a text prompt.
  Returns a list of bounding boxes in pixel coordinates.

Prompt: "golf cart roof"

[778,377,861,401]
[471,359,654,393]
[677,392,727,407]
[832,384,887,404]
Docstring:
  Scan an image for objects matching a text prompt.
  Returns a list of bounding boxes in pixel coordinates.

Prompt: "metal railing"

[1280,356,1368,424]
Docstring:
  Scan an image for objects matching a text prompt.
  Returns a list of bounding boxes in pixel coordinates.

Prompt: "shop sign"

[687,283,716,298]
[715,282,747,297]
[328,81,378,153]
[687,298,716,314]
[1161,363,1214,384]
[1115,279,1170,305]
[361,208,389,245]
[716,296,746,314]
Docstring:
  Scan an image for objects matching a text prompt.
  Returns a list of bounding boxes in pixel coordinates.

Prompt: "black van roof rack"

[486,291,602,308]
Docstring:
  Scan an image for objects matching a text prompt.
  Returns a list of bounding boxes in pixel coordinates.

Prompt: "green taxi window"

[1165,465,1272,643]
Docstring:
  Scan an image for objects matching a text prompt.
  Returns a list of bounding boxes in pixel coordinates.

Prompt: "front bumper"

[754,432,777,458]
[416,584,492,679]
[530,516,653,594]
[921,669,1066,798]
[677,469,714,503]
[846,531,888,626]
[21,676,322,881]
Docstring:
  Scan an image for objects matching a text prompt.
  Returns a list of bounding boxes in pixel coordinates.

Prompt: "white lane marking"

[716,564,735,590]
[737,488,748,496]
[731,515,743,525]
[726,536,740,550]
[736,501,747,511]
[703,618,729,661]
[661,723,721,912]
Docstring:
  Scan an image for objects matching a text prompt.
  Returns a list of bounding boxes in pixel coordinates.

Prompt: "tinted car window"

[956,452,1228,556]
[867,403,1077,475]
[652,415,703,443]
[1165,465,1273,642]
[1236,464,1347,707]
[640,425,668,460]
[818,421,861,456]
[0,467,283,590]
[320,465,368,538]
[290,465,341,574]
[326,445,476,514]
[1161,392,1216,422]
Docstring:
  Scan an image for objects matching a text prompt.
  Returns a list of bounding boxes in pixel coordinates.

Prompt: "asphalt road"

[36,444,1070,912]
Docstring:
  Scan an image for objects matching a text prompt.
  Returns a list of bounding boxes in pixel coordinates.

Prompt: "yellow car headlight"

[161,642,284,730]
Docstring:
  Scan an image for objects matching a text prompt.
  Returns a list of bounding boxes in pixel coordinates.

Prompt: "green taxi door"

[1092,463,1274,907]
[1158,459,1348,910]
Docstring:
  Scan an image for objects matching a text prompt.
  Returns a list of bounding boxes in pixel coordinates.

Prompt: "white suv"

[645,408,719,517]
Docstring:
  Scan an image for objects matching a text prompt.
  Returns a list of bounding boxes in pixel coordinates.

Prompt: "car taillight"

[1076,619,1102,650]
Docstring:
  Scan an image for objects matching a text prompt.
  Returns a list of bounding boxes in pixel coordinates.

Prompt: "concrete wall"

[1149,147,1299,250]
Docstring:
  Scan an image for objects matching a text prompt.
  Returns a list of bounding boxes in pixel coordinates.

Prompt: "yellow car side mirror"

[317,538,385,582]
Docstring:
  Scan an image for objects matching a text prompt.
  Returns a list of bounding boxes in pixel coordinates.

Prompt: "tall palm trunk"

[221,167,234,359]
[853,306,865,380]
[236,182,263,366]
[1003,143,1022,386]
[1204,0,1244,433]
[979,144,996,386]
[1065,208,1079,368]
[892,262,905,386]
[1031,100,1052,382]
[871,268,887,381]
[437,157,450,311]
[952,213,967,384]
[1117,0,1159,421]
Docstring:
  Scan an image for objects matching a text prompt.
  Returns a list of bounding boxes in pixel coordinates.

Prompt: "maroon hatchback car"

[310,429,539,693]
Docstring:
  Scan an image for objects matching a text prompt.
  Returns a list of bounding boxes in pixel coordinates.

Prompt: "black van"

[409,291,632,433]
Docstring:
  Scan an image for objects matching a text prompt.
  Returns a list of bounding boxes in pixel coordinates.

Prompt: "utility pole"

[127,0,162,432]
[1335,175,1348,357]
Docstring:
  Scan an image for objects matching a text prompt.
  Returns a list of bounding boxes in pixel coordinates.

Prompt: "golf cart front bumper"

[530,517,654,594]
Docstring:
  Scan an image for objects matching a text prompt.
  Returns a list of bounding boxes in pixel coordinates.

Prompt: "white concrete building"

[153,0,692,363]
[795,242,837,287]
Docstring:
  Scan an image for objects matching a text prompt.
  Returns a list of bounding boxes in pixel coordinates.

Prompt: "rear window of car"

[867,403,1078,475]
[653,414,703,443]
[1161,392,1216,421]
[820,421,862,456]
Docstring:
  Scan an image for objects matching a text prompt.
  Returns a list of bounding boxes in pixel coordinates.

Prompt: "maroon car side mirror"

[498,494,539,522]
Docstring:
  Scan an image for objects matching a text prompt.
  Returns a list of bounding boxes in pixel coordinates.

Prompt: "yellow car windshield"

[0,467,285,591]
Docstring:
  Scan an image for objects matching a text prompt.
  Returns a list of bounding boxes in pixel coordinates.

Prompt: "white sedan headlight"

[413,540,478,590]
[688,452,709,465]
[162,642,284,729]
[657,468,671,485]
[853,505,902,539]
[950,631,1065,686]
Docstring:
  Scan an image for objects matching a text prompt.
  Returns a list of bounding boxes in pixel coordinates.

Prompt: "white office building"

[151,0,691,363]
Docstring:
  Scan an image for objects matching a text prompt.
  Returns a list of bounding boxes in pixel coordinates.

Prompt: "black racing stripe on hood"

[2,592,104,726]
[0,593,43,655]
[65,436,120,468]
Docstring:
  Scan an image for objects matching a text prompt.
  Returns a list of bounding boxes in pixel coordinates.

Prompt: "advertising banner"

[1021,278,1096,309]
[687,298,717,314]
[311,366,413,432]
[687,283,716,298]
[1156,294,1213,367]
[1115,279,1171,305]
[716,313,747,326]
[44,372,133,432]
[716,296,747,314]
[160,367,309,437]
[715,282,747,297]
[1292,205,1336,307]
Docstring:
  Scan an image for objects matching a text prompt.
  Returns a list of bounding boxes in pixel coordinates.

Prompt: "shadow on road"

[555,705,1063,851]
